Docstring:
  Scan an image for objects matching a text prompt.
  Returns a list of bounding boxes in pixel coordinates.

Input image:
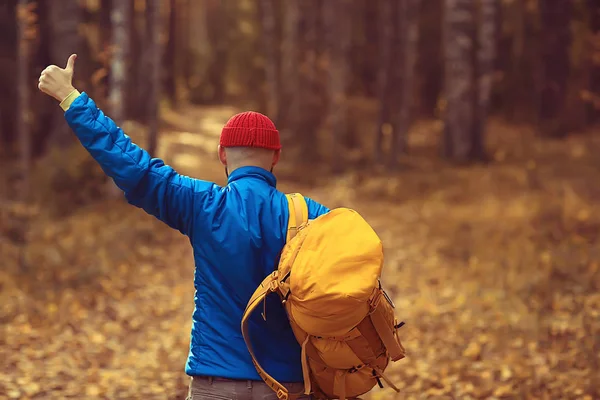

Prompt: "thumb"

[65,54,77,72]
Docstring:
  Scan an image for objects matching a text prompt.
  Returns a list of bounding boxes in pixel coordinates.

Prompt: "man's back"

[184,166,328,381]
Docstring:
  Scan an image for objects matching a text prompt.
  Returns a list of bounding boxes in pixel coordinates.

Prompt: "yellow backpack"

[241,193,406,400]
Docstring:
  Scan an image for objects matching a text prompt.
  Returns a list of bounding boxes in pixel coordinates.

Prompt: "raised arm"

[38,54,215,237]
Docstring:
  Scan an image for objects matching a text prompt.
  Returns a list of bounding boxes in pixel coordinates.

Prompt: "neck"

[228,164,272,174]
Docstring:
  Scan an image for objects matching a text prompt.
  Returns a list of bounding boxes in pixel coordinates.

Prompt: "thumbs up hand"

[38,54,77,102]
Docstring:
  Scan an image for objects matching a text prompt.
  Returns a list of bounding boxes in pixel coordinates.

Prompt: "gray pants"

[186,376,312,400]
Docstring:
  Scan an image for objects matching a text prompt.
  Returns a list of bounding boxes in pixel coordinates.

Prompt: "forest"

[1,0,599,399]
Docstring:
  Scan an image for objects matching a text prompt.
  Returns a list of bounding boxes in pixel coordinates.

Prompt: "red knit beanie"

[219,111,281,150]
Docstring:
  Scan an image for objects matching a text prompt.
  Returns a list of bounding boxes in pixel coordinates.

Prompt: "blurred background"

[1,0,599,399]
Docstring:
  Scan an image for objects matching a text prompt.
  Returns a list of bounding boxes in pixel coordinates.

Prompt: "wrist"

[57,86,76,102]
[59,88,81,111]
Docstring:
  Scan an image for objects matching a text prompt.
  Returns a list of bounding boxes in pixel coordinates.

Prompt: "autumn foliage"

[2,116,599,399]
[1,0,600,399]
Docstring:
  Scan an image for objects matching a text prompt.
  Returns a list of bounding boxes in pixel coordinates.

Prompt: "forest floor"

[1,105,599,400]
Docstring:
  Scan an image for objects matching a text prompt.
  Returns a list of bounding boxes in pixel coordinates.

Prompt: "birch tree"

[473,0,499,157]
[109,0,130,126]
[443,0,479,162]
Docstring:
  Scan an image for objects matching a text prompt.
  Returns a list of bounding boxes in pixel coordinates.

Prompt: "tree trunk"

[109,0,130,125]
[187,0,211,104]
[147,0,163,157]
[17,0,33,198]
[539,0,572,137]
[94,0,112,106]
[280,0,300,135]
[260,0,280,121]
[180,0,191,93]
[390,0,420,167]
[164,0,177,104]
[588,0,600,124]
[324,0,351,173]
[473,0,498,159]
[374,0,394,163]
[0,1,18,151]
[443,0,478,162]
[299,0,325,162]
[48,0,82,148]
[126,0,142,120]
[418,0,443,117]
[104,0,131,197]
[204,0,227,103]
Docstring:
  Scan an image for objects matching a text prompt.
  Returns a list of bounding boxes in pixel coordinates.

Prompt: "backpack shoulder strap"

[285,193,308,243]
[241,272,303,400]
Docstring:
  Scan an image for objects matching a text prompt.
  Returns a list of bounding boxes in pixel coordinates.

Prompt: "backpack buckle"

[382,288,396,308]
[276,389,288,400]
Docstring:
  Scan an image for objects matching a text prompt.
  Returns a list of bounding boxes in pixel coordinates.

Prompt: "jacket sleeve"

[64,92,215,237]
[305,196,330,220]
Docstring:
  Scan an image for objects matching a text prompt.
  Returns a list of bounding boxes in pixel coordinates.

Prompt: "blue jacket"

[64,92,330,382]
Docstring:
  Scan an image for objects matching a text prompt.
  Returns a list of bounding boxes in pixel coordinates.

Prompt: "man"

[38,55,329,399]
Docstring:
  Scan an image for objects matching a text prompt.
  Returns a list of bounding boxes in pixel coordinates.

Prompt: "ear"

[272,149,281,166]
[218,145,227,166]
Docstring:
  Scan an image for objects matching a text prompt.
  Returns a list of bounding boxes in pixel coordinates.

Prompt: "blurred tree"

[127,0,142,119]
[178,0,190,95]
[147,0,163,156]
[93,0,112,105]
[278,0,324,163]
[374,0,394,163]
[100,0,112,50]
[137,0,156,120]
[539,0,572,137]
[418,0,443,118]
[390,0,420,167]
[443,0,495,162]
[493,0,541,124]
[324,0,352,173]
[259,0,280,121]
[47,0,82,147]
[164,0,189,107]
[474,0,499,159]
[17,0,35,197]
[298,0,324,162]
[279,0,300,135]
[187,0,212,104]
[164,0,177,104]
[588,0,600,124]
[443,0,480,162]
[203,0,228,104]
[0,0,18,151]
[351,0,379,97]
[109,0,130,125]
[107,0,130,197]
